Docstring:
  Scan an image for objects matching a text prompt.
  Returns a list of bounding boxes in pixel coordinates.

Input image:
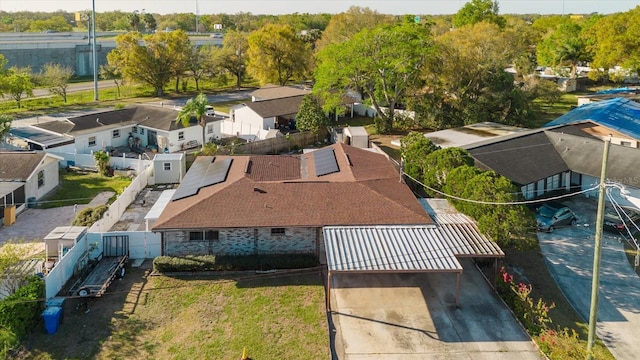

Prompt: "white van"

[205,105,215,116]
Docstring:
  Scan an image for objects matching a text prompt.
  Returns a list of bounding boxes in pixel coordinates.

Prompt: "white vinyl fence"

[89,166,153,233]
[45,234,89,299]
[87,231,161,259]
[46,150,152,173]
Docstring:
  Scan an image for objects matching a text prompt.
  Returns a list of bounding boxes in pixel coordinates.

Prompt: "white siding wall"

[221,107,274,140]
[25,156,59,200]
[166,125,203,152]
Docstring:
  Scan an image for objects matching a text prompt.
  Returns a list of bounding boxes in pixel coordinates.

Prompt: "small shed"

[44,226,87,268]
[343,126,369,148]
[153,153,186,185]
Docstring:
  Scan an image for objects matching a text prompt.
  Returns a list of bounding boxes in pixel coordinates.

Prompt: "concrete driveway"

[539,196,640,360]
[329,258,542,359]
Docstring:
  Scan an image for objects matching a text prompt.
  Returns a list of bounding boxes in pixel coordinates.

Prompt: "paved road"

[330,259,542,359]
[539,196,640,360]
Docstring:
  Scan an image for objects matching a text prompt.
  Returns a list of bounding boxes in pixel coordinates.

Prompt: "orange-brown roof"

[153,143,432,230]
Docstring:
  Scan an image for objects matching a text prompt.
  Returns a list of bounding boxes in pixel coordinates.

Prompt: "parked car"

[205,105,215,116]
[535,202,577,232]
[603,207,640,235]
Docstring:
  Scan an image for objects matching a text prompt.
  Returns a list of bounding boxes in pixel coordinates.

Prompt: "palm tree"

[175,93,209,151]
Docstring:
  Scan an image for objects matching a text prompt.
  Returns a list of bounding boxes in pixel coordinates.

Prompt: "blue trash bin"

[42,306,62,334]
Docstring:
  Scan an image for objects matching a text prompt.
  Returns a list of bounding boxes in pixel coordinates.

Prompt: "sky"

[0,0,638,16]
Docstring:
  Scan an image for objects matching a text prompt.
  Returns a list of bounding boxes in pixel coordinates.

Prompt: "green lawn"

[18,267,327,360]
[39,169,131,208]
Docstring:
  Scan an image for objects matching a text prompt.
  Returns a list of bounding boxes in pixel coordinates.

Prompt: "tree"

[107,30,192,97]
[314,21,434,134]
[219,30,249,89]
[93,150,110,176]
[40,63,74,103]
[416,22,536,129]
[423,147,474,195]
[536,21,590,78]
[1,67,34,108]
[28,15,73,32]
[453,0,506,29]
[0,241,33,296]
[127,11,141,32]
[0,115,12,142]
[187,46,213,92]
[247,23,311,86]
[142,13,157,33]
[588,8,640,80]
[315,6,392,51]
[175,93,209,151]
[400,131,439,180]
[99,64,124,98]
[296,94,328,140]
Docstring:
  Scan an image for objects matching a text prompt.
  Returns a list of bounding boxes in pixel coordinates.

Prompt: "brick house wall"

[161,227,320,257]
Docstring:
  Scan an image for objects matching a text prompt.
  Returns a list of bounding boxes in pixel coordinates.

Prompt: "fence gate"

[103,235,130,257]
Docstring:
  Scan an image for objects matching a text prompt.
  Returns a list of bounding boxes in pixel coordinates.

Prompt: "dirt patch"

[14,260,152,359]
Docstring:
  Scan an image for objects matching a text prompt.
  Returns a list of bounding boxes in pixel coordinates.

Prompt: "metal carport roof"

[323,199,504,309]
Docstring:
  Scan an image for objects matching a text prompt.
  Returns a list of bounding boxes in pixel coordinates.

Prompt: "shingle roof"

[0,152,46,181]
[250,85,310,100]
[246,95,304,118]
[544,97,640,140]
[153,143,433,230]
[33,105,187,136]
[466,131,570,185]
[547,131,640,187]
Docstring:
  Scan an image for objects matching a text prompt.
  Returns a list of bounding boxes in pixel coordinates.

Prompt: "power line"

[402,172,599,206]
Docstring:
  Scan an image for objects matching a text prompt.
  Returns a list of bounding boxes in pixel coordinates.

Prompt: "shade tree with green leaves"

[399,131,439,180]
[295,94,329,140]
[452,0,506,29]
[0,67,34,108]
[314,21,434,134]
[536,21,591,79]
[107,30,192,97]
[422,147,475,196]
[247,23,312,86]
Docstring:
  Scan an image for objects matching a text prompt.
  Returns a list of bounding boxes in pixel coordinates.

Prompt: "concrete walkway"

[539,196,640,360]
[0,191,114,244]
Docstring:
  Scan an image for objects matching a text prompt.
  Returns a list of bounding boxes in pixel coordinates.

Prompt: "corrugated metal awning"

[324,226,463,273]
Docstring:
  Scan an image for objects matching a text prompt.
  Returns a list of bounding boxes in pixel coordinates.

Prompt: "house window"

[621,141,632,147]
[132,127,137,134]
[112,129,120,138]
[88,136,96,147]
[207,125,213,134]
[178,131,185,141]
[163,162,171,171]
[189,230,219,241]
[37,170,44,188]
[140,128,145,135]
[271,228,286,236]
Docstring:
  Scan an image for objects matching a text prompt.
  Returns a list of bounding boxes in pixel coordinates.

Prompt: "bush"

[0,276,45,355]
[153,254,319,273]
[72,205,108,226]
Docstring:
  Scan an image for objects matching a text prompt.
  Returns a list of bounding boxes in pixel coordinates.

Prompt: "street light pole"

[92,0,99,101]
[586,135,611,359]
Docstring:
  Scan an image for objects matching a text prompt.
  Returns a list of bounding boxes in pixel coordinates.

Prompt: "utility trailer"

[70,235,129,297]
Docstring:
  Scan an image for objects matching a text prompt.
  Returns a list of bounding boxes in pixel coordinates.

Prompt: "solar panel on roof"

[314,147,339,176]
[201,158,232,188]
[172,158,233,200]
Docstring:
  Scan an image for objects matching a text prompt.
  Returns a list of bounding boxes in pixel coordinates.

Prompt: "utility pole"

[92,0,99,101]
[195,0,199,33]
[586,135,611,359]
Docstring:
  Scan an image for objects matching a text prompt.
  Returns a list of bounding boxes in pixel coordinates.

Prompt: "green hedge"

[0,276,45,357]
[153,254,319,273]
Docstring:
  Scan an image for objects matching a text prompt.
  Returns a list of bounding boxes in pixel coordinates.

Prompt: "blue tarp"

[544,97,640,140]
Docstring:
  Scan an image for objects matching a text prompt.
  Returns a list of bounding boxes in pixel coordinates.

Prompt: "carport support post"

[326,272,332,312]
[586,135,611,359]
[455,272,461,308]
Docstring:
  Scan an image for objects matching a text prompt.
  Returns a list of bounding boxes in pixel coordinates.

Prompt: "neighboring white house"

[0,152,62,222]
[223,96,303,141]
[10,105,217,155]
